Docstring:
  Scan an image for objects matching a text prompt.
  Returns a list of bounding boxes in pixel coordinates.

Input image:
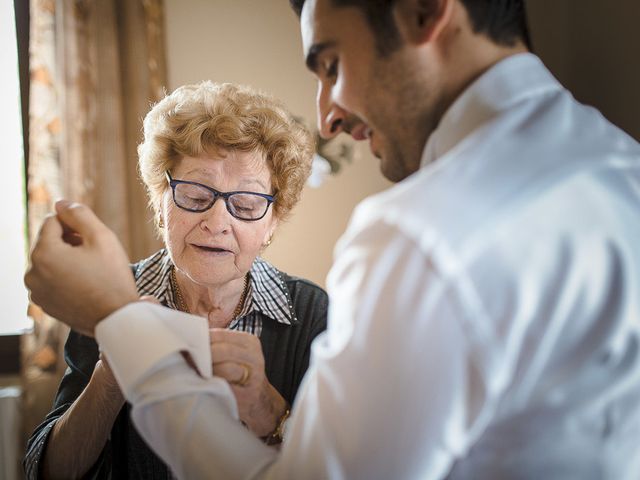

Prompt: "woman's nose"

[199,197,231,233]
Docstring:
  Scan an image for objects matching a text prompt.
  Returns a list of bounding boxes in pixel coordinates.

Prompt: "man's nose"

[317,82,346,139]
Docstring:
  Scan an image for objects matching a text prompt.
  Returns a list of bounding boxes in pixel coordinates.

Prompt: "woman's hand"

[210,329,288,437]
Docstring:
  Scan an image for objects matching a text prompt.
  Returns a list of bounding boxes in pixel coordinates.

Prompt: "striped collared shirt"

[132,249,297,336]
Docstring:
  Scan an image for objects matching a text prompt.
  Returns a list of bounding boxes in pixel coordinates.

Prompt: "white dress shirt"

[97,53,640,479]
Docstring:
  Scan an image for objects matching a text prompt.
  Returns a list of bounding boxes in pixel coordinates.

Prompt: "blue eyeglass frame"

[165,171,276,221]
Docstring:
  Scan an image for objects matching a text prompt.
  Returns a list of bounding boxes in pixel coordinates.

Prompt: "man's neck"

[441,38,529,129]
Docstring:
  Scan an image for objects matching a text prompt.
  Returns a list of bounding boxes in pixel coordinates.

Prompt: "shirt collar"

[246,257,296,326]
[421,53,562,168]
[134,249,295,326]
[134,249,175,307]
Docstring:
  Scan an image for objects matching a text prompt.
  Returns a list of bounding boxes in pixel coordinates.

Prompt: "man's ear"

[394,0,455,45]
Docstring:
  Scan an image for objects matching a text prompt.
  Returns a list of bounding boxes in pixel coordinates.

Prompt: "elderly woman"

[24,82,328,479]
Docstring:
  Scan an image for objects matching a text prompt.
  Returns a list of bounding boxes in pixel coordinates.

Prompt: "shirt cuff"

[95,302,212,400]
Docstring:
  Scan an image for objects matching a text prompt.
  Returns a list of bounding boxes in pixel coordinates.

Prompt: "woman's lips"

[192,244,232,255]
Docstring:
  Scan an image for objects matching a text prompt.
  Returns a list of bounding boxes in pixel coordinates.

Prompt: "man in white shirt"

[25,0,640,478]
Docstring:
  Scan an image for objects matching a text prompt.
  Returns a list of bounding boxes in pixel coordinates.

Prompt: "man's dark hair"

[290,0,531,55]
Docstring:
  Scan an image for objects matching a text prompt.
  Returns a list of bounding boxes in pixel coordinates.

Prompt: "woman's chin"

[184,273,230,289]
[180,263,240,288]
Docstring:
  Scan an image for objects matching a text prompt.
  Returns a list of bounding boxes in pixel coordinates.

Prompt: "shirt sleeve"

[269,221,498,479]
[96,221,496,479]
[95,303,278,479]
[95,302,213,397]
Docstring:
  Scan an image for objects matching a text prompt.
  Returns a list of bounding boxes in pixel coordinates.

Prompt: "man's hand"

[24,200,138,337]
[210,329,289,437]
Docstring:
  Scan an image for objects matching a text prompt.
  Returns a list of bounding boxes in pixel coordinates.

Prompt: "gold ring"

[231,363,251,386]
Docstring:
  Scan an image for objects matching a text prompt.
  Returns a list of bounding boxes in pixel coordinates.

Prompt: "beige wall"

[164,0,640,286]
[164,0,391,287]
[527,1,640,141]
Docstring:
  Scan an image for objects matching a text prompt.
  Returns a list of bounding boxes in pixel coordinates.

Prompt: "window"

[0,0,30,335]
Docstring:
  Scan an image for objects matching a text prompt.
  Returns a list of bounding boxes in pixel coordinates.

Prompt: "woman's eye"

[235,205,253,213]
[187,195,209,205]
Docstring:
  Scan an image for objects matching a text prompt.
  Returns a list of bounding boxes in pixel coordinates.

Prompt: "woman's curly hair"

[138,81,314,231]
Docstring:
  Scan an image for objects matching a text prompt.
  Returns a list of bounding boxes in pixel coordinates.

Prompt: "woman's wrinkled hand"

[209,328,288,437]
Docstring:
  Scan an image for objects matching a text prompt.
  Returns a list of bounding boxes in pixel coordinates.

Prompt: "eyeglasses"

[165,171,275,221]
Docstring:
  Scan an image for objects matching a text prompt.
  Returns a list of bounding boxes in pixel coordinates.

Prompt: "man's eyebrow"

[305,41,336,72]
